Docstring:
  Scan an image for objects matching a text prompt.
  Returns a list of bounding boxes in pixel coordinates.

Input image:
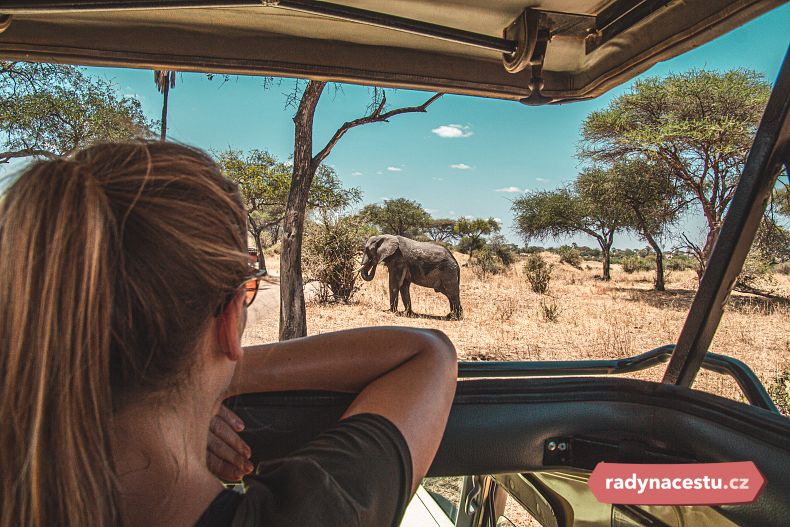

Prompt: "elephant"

[360,234,462,319]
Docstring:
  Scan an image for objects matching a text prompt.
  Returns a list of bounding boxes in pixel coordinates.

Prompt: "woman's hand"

[206,405,254,481]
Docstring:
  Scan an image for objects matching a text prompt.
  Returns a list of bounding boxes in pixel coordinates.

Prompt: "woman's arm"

[224,326,457,492]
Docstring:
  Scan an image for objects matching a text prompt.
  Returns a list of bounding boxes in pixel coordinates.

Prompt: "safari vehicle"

[1,1,788,526]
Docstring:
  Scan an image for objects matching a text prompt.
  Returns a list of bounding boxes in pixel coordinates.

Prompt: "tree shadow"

[392,311,454,321]
[613,287,697,311]
[614,286,790,315]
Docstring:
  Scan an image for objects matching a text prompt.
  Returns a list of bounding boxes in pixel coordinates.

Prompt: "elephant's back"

[403,240,459,285]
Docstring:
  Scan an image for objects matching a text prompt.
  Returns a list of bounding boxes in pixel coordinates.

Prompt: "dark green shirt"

[195,413,413,527]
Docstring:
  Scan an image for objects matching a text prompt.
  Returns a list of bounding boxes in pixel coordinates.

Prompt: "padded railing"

[458,345,780,413]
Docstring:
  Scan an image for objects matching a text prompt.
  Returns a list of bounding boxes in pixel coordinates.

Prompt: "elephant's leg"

[388,271,400,312]
[446,290,463,320]
[400,281,413,317]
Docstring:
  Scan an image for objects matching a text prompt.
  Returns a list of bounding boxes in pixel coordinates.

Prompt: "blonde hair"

[0,142,249,526]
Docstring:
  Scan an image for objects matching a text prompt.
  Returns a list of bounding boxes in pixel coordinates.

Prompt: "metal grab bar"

[458,345,780,414]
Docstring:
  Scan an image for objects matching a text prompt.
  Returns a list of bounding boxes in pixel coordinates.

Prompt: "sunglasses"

[242,269,267,307]
[216,268,267,316]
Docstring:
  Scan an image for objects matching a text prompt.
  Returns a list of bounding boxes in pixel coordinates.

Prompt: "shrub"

[303,214,368,303]
[470,246,504,278]
[489,235,518,267]
[469,235,517,278]
[736,250,775,293]
[539,298,560,322]
[524,254,552,294]
[666,255,695,271]
[621,255,653,273]
[774,262,790,275]
[558,245,582,268]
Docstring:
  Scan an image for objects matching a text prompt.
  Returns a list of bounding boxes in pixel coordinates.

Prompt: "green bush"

[557,245,583,268]
[665,255,695,271]
[736,250,775,292]
[524,254,552,294]
[470,246,504,278]
[621,255,654,273]
[303,214,368,303]
[470,236,517,278]
[489,235,518,267]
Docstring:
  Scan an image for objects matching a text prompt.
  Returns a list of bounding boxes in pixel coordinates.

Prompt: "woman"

[0,141,457,527]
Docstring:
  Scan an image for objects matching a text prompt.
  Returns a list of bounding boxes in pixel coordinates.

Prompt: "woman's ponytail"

[1,141,249,526]
[0,161,118,526]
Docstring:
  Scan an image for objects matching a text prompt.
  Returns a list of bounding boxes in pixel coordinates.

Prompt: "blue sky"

[15,5,790,248]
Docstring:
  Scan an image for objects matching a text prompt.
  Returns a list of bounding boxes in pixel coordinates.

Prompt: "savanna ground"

[242,251,790,526]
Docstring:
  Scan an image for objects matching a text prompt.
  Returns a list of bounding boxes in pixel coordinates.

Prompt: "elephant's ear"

[376,237,399,261]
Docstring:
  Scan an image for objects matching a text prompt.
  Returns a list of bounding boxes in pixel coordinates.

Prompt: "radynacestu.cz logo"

[587,461,764,505]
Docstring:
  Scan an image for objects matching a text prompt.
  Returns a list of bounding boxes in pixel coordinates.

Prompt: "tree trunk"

[601,245,611,280]
[595,232,613,281]
[279,81,325,341]
[697,225,721,278]
[160,79,169,141]
[253,231,267,276]
[270,224,281,245]
[644,233,664,291]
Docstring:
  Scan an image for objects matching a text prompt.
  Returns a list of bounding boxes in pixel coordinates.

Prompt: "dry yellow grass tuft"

[244,251,790,405]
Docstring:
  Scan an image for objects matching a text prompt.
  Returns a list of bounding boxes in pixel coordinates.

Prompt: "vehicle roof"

[0,0,786,103]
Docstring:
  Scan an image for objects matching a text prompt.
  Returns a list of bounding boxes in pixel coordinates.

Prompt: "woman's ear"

[216,292,245,362]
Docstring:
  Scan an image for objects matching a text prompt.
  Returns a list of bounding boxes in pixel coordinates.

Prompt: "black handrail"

[459,345,780,414]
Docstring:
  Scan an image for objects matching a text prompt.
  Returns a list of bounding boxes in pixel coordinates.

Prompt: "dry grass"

[246,251,790,403]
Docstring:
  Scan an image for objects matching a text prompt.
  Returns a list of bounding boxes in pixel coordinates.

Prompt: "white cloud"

[432,177,445,182]
[494,218,503,223]
[448,210,456,216]
[450,163,472,170]
[463,214,475,219]
[351,171,363,176]
[386,166,402,172]
[495,186,526,193]
[536,177,549,183]
[431,124,473,138]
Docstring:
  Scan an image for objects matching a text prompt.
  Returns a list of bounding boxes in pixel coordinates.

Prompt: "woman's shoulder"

[197,413,412,527]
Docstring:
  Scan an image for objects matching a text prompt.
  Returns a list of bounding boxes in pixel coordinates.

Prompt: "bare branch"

[680,233,704,267]
[0,149,59,164]
[312,92,443,169]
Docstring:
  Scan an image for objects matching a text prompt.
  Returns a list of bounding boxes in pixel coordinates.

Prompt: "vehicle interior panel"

[227,377,790,526]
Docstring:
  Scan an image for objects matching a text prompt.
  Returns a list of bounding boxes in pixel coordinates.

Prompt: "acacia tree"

[218,148,360,274]
[0,62,151,163]
[153,70,176,140]
[605,160,685,290]
[360,197,432,237]
[454,217,500,257]
[512,172,627,280]
[426,218,458,243]
[281,84,441,340]
[580,69,771,274]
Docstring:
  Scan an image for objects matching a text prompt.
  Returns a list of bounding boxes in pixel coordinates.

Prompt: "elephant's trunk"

[360,261,376,281]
